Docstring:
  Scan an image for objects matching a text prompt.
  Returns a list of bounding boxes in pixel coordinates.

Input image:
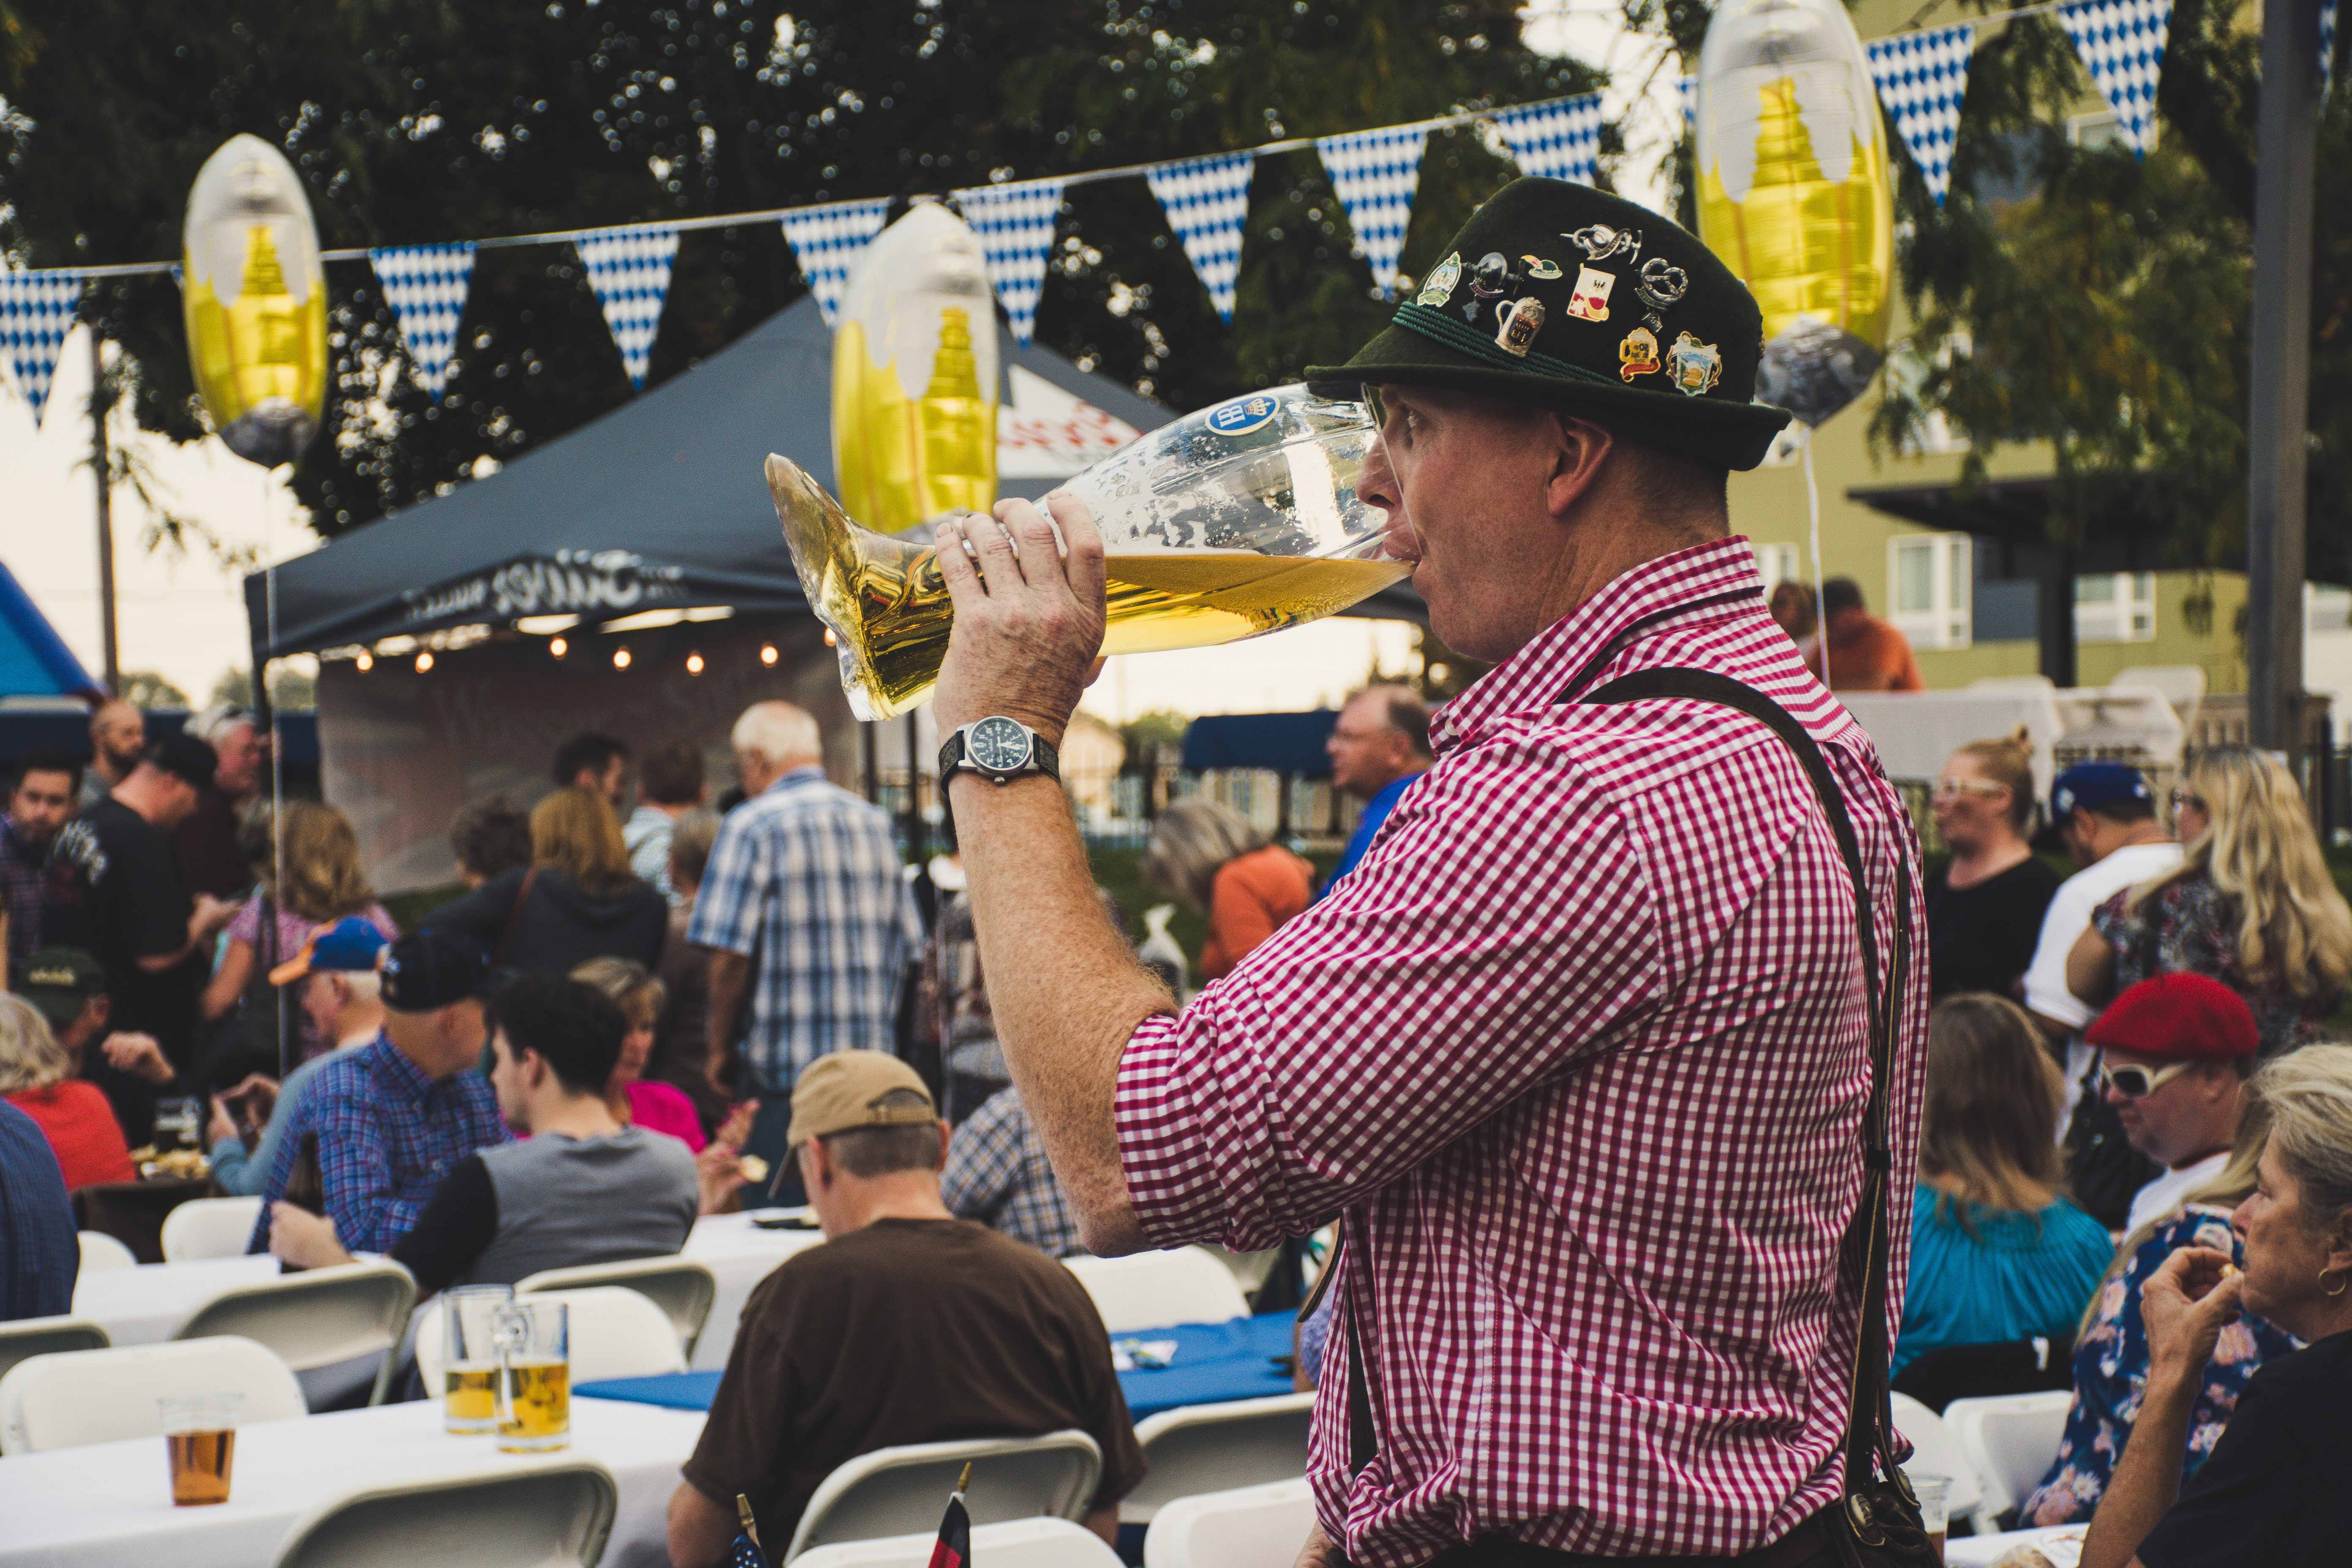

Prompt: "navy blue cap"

[2052,762,2153,821]
[378,929,493,1013]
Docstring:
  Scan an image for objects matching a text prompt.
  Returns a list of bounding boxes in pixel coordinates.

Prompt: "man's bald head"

[1328,684,1433,800]
[88,700,146,777]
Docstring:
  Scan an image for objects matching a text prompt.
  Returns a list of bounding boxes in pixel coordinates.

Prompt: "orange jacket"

[1199,845,1316,981]
[1825,612,1925,692]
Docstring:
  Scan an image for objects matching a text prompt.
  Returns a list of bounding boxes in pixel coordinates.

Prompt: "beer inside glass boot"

[768,383,1410,721]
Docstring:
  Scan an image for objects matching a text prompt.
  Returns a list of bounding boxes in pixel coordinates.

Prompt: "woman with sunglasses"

[1925,732,2060,1001]
[2019,977,2295,1527]
[2067,746,2352,1058]
[2077,1044,2352,1567]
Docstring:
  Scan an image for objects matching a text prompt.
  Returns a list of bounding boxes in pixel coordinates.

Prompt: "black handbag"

[197,892,299,1089]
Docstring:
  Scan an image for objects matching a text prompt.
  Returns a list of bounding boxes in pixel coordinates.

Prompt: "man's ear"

[86,994,111,1029]
[1541,412,1615,522]
[934,1119,952,1175]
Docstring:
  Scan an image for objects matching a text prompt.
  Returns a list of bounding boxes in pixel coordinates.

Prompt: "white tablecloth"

[1946,1524,2085,1566]
[680,1211,824,1370]
[66,1213,819,1370]
[0,1396,705,1568]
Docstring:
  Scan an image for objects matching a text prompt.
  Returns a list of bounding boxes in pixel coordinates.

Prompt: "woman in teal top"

[1895,993,2117,1379]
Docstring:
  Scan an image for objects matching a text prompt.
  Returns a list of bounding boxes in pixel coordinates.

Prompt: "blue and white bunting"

[779,198,892,328]
[955,178,1065,346]
[1317,125,1427,296]
[576,226,678,390]
[1866,23,1976,205]
[369,242,475,400]
[0,269,83,429]
[2324,0,2338,97]
[1680,76,1698,135]
[1145,152,1255,325]
[2058,0,2173,158]
[1493,94,1606,188]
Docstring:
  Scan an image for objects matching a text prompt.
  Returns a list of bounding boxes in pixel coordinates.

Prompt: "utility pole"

[2245,0,2322,770]
[88,328,121,694]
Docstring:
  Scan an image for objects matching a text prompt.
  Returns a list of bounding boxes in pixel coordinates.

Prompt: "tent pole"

[89,329,120,694]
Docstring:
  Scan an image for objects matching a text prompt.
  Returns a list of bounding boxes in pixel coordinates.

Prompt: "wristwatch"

[939,716,1061,787]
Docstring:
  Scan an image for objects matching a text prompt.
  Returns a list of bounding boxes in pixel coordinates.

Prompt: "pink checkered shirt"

[1115,538,1930,1564]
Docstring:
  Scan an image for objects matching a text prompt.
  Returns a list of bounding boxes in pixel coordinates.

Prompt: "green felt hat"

[1306,177,1792,471]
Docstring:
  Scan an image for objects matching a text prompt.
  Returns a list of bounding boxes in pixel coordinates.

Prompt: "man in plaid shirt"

[690,701,921,1181]
[923,180,1930,1567]
[0,752,78,970]
[942,1085,1082,1257]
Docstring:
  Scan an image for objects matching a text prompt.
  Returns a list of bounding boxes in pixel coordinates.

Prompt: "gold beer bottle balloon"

[830,200,999,534]
[181,133,328,468]
[1694,0,1892,427]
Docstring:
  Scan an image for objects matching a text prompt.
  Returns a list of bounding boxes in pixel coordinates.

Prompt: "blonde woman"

[2069,746,2352,1056]
[570,957,703,1151]
[423,787,667,974]
[199,800,397,1062]
[1896,995,2112,1380]
[0,991,133,1190]
[1141,798,1314,981]
[1926,733,2060,1000]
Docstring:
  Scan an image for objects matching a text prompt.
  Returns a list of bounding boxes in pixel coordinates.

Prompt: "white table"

[1946,1524,2084,1566]
[0,1396,705,1568]
[680,1211,825,1370]
[71,1255,280,1347]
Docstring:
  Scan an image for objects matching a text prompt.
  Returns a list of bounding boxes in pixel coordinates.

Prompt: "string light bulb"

[354,651,373,672]
[686,651,705,675]
[760,644,779,666]
[414,651,434,673]
[612,646,632,670]
[549,636,568,659]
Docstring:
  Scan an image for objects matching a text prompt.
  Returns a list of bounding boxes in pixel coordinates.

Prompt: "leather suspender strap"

[1581,667,1914,1507]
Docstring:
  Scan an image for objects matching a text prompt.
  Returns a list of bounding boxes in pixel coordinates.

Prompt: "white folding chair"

[272,1461,618,1568]
[0,1314,109,1385]
[1062,1248,1250,1332]
[791,1519,1120,1568]
[1122,1392,1315,1524]
[787,1430,1103,1560]
[517,1256,717,1360]
[1890,1391,1986,1535]
[521,1285,688,1383]
[0,1334,305,1454]
[1142,1478,1318,1568]
[76,1230,137,1273]
[161,1195,267,1261]
[176,1258,417,1406]
[1944,1391,2073,1522]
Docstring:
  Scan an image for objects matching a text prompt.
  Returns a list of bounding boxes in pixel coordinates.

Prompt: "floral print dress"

[2019,1205,2299,1525]
[2092,872,2339,1057]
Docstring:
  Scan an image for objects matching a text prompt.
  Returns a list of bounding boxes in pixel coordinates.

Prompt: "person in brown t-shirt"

[666,1052,1144,1564]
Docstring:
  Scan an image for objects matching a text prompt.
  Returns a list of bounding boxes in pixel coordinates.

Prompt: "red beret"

[2085,972,2259,1061]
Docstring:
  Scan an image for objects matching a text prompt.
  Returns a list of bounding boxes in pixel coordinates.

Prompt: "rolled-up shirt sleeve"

[1114,735,1671,1253]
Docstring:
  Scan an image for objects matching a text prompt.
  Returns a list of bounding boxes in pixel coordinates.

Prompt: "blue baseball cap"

[267,916,390,986]
[2051,762,2153,822]
[377,930,494,1012]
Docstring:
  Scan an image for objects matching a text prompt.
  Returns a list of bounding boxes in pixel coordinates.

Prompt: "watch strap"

[937,723,1061,784]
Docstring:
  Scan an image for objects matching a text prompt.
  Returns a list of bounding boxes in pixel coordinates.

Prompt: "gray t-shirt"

[388,1124,699,1293]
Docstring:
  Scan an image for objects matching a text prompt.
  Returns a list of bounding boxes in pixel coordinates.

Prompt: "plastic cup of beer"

[1908,1473,1951,1563]
[493,1299,570,1454]
[158,1392,242,1506]
[440,1284,515,1434]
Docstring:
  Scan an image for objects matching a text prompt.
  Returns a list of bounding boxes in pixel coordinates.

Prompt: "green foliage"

[0,0,1597,537]
[118,669,189,708]
[208,665,318,710]
[1118,708,1190,751]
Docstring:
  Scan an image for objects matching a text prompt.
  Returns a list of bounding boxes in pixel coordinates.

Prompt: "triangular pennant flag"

[1680,76,1698,136]
[0,269,84,429]
[369,242,476,400]
[955,178,1065,346]
[1317,125,1427,296]
[576,225,679,390]
[2058,0,2173,157]
[779,197,892,328]
[1866,24,1977,205]
[1144,152,1255,324]
[1492,94,1607,188]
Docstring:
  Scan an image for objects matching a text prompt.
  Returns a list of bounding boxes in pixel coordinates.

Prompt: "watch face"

[968,717,1033,774]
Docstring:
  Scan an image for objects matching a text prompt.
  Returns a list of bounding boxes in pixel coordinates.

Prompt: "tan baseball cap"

[786,1051,938,1150]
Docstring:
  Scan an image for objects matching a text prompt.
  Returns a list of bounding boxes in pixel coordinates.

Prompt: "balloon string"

[1802,429,1827,684]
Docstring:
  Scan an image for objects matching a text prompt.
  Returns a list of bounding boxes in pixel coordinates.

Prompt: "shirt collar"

[762,765,827,795]
[364,1031,441,1105]
[1429,536,1768,753]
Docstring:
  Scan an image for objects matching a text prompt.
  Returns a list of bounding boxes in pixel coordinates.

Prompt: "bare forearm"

[2081,1371,2194,1568]
[953,772,1171,1254]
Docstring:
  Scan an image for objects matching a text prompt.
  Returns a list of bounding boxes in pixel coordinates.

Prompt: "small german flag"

[926,1463,973,1568]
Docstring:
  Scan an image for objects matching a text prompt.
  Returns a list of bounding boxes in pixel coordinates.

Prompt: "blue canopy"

[1181,710,1339,777]
[0,560,102,702]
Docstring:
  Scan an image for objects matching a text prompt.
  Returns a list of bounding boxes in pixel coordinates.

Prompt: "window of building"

[2308,583,2352,632]
[1889,535,1972,650]
[1750,541,1800,590]
[2075,572,2156,643]
[2068,110,2132,151]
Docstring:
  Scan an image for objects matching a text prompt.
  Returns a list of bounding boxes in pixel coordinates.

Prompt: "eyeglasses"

[2100,1056,2196,1099]
[2170,787,2208,814]
[1932,777,2010,803]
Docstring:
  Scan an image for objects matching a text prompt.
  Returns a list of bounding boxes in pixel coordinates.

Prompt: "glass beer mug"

[767,384,1407,721]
